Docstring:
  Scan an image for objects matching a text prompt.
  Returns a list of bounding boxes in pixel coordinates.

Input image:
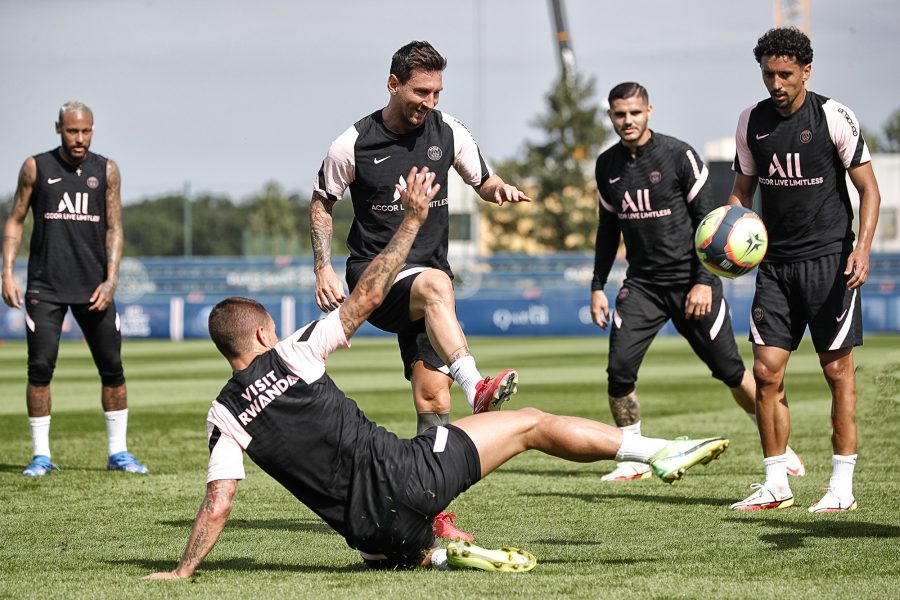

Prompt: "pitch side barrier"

[1,254,897,340]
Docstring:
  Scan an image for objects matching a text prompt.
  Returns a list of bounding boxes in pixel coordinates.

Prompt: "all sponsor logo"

[43,191,100,222]
[799,129,813,144]
[649,171,662,184]
[427,145,443,161]
[86,176,100,189]
[759,153,824,187]
[616,190,672,220]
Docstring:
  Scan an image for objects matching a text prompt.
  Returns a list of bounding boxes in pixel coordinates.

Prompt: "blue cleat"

[107,451,149,474]
[23,455,60,477]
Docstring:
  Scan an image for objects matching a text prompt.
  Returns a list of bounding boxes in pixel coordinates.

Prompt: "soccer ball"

[694,205,767,278]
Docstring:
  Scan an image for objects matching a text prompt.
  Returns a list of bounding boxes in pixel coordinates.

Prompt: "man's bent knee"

[411,270,455,304]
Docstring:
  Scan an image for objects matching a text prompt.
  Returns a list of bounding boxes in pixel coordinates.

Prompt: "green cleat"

[446,541,537,573]
[648,436,730,484]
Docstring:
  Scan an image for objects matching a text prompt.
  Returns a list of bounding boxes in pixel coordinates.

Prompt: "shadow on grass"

[539,557,657,566]
[724,517,900,550]
[111,557,368,574]
[0,463,26,474]
[159,518,331,534]
[524,490,730,508]
[495,467,596,478]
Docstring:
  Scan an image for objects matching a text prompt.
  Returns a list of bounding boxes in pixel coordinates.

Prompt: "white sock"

[105,409,129,456]
[430,548,449,570]
[829,454,857,497]
[763,454,790,493]
[615,429,667,462]
[448,355,481,408]
[29,415,51,458]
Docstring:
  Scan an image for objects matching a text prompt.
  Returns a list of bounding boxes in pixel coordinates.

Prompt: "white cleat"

[601,461,652,481]
[808,488,857,513]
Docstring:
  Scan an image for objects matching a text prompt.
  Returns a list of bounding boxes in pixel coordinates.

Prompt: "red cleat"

[433,512,474,542]
[473,369,518,414]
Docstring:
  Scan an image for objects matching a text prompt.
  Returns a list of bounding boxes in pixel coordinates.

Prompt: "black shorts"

[355,424,481,569]
[607,278,746,397]
[24,297,125,387]
[750,254,863,352]
[346,261,446,380]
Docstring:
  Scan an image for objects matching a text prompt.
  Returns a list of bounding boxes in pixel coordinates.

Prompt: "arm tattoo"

[175,479,236,575]
[310,193,336,272]
[104,161,123,287]
[608,391,641,427]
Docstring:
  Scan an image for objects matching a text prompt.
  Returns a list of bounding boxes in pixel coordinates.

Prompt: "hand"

[141,571,187,580]
[89,280,116,311]
[684,284,712,320]
[844,248,870,289]
[396,166,440,227]
[493,183,531,207]
[314,264,347,312]
[1,272,22,309]
[591,290,610,329]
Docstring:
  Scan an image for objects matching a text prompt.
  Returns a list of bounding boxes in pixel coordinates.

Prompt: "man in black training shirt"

[143,167,730,577]
[2,101,147,477]
[728,28,880,513]
[591,82,803,482]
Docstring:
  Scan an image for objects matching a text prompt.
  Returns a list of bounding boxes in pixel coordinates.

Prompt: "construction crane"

[774,0,810,33]
[548,0,576,89]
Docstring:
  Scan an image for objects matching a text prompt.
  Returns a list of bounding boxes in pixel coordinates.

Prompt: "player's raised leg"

[453,407,729,484]
[409,269,515,414]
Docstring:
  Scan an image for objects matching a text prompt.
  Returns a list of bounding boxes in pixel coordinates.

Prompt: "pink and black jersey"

[27,148,109,303]
[593,133,717,290]
[206,310,430,553]
[314,109,491,277]
[733,91,871,262]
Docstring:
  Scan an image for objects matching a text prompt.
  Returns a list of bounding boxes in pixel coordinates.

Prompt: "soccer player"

[728,28,880,512]
[591,82,803,482]
[143,167,730,577]
[310,41,530,435]
[2,101,148,476]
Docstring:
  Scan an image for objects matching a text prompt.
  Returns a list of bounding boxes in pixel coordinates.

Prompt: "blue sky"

[1,0,897,202]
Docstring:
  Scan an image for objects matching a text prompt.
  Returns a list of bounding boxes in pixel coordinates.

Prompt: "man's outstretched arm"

[142,479,237,580]
[338,167,439,339]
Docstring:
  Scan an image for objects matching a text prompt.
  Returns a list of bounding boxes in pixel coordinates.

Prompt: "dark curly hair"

[753,27,813,66]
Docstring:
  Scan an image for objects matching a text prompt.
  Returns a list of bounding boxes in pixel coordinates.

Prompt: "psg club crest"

[427,146,443,161]
[649,171,662,184]
[86,176,100,189]
[752,306,764,322]
[617,287,630,302]
[799,130,813,144]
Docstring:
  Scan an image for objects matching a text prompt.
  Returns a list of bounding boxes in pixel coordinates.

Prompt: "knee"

[415,270,455,305]
[513,406,548,428]
[412,377,452,413]
[27,360,55,387]
[821,360,853,389]
[752,360,781,389]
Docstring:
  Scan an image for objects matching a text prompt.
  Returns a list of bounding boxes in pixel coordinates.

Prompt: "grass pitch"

[0,333,897,599]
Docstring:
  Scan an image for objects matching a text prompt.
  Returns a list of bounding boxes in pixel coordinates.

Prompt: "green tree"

[122,195,185,256]
[484,74,608,252]
[861,126,881,153]
[242,181,304,256]
[883,108,900,152]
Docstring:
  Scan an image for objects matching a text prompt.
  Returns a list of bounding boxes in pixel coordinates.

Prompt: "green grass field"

[0,334,898,599]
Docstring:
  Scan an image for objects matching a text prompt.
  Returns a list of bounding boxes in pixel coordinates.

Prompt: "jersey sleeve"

[441,112,492,187]
[592,158,621,291]
[822,100,872,169]
[274,309,349,382]
[206,401,249,483]
[313,125,359,201]
[678,145,717,286]
[732,106,756,176]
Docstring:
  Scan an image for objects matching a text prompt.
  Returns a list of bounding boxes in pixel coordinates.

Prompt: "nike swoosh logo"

[755,133,770,140]
[608,177,621,184]
[835,308,848,322]
[373,156,391,164]
[47,177,62,184]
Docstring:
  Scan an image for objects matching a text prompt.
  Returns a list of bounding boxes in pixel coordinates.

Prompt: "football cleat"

[107,451,149,474]
[601,461,652,481]
[22,455,59,477]
[785,447,806,477]
[808,488,857,513]
[447,541,537,573]
[730,483,794,511]
[473,369,518,414]
[433,512,474,542]
[648,436,729,484]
